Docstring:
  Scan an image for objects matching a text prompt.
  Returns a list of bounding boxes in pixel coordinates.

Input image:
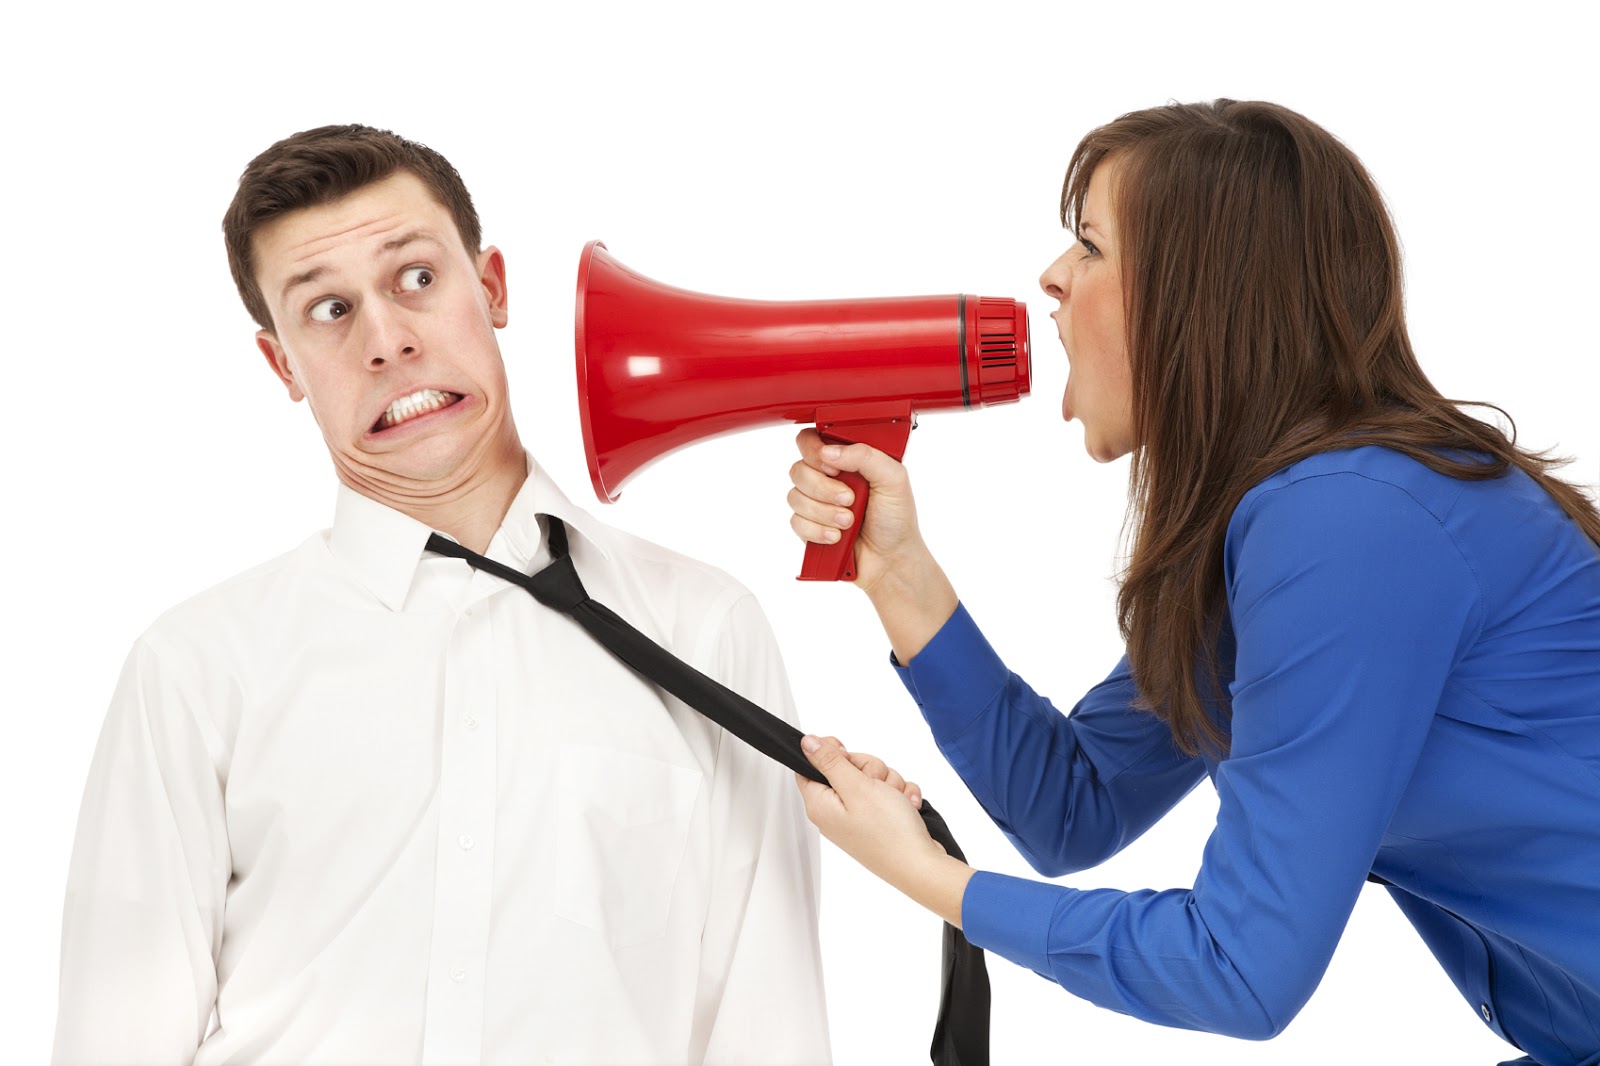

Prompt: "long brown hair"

[1061,100,1600,756]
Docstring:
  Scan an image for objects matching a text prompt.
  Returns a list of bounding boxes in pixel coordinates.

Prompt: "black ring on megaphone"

[957,293,970,409]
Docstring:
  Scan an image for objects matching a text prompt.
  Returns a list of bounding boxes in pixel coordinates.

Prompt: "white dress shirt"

[54,458,831,1066]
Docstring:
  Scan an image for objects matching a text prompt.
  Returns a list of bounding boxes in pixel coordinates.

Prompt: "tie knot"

[525,554,589,613]
[422,530,589,613]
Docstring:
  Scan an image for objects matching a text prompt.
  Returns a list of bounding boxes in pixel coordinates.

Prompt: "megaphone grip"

[799,468,872,582]
[797,401,916,582]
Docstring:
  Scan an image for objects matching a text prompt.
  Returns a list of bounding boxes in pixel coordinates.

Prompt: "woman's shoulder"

[1226,446,1463,559]
[1229,445,1590,592]
[1241,445,1476,517]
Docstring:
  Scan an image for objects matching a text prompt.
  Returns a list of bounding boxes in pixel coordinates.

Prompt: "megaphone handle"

[799,467,872,582]
[797,402,915,583]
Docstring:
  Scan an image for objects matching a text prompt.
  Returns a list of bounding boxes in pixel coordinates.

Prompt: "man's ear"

[257,331,306,402]
[477,246,508,328]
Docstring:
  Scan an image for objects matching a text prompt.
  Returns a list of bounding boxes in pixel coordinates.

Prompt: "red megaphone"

[575,240,1031,581]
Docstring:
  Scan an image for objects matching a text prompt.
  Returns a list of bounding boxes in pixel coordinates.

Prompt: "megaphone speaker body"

[576,240,1031,580]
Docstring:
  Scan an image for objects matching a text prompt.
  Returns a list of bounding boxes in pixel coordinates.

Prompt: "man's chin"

[334,442,480,495]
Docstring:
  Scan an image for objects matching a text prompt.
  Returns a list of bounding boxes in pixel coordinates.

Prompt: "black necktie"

[425,518,990,1066]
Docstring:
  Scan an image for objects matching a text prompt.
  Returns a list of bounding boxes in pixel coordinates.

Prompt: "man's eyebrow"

[281,266,326,301]
[279,231,446,301]
[382,230,444,253]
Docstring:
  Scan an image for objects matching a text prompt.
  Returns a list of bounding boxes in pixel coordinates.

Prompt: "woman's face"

[1038,158,1133,463]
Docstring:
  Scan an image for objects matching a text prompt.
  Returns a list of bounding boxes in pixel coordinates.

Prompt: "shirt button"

[463,715,479,731]
[1479,1003,1492,1023]
[458,834,475,851]
[449,966,467,983]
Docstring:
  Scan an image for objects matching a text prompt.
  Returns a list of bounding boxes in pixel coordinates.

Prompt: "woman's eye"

[309,297,350,322]
[399,266,434,291]
[1078,237,1100,257]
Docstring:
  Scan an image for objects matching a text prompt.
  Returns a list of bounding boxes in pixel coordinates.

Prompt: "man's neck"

[336,437,529,554]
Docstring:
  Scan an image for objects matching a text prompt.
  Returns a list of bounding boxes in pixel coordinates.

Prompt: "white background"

[4,1,1596,1062]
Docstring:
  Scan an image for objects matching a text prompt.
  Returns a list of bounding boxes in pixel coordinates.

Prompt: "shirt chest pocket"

[553,743,704,948]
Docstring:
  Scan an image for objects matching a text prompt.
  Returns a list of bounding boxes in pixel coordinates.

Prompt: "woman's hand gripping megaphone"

[789,428,960,663]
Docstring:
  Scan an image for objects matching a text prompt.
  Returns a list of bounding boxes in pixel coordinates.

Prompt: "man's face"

[253,171,518,496]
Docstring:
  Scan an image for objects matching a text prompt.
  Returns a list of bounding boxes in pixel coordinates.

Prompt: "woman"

[788,100,1600,1065]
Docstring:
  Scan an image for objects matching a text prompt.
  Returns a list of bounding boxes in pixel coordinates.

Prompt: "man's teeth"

[378,389,457,429]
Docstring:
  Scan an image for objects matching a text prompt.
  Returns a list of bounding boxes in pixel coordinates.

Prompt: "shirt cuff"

[891,603,1012,735]
[961,870,1068,978]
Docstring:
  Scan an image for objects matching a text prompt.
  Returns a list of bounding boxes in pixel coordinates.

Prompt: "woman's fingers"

[787,483,853,545]
[793,734,946,906]
[847,751,888,779]
[846,750,921,809]
[788,435,859,545]
[794,427,839,475]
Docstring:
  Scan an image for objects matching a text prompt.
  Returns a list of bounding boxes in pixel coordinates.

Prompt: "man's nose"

[365,301,420,368]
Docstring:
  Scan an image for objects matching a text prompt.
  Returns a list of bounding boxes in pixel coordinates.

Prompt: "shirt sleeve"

[54,635,230,1064]
[896,605,1206,875]
[691,592,832,1066]
[956,471,1485,1038]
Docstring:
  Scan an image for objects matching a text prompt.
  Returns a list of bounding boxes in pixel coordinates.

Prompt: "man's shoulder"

[139,531,329,655]
[577,512,752,604]
[570,512,776,659]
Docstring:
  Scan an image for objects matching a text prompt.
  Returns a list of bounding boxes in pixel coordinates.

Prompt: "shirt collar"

[326,453,613,612]
[501,455,615,568]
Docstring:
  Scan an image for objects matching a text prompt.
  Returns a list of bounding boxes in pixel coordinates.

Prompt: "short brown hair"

[223,124,482,330]
[1061,100,1600,755]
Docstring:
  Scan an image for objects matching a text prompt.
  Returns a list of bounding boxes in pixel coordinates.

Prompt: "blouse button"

[1479,1003,1492,1023]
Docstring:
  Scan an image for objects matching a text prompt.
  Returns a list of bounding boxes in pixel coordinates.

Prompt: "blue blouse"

[894,447,1600,1065]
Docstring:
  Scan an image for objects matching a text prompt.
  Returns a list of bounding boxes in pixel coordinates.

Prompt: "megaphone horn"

[575,240,1031,581]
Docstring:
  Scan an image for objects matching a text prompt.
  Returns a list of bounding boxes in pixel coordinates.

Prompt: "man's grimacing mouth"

[373,388,463,431]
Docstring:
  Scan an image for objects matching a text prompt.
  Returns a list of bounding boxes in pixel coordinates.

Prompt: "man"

[53,125,831,1065]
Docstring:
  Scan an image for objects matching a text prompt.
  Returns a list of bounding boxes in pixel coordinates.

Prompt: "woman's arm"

[790,430,1204,866]
[802,468,1484,1039]
[896,606,1206,873]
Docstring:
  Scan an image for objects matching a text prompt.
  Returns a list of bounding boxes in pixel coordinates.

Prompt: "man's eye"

[309,297,350,322]
[399,266,434,291]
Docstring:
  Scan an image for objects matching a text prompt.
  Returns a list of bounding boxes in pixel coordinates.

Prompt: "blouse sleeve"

[896,608,1206,874]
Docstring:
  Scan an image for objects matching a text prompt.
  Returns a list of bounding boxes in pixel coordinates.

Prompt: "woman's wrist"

[862,543,959,664]
[894,851,976,929]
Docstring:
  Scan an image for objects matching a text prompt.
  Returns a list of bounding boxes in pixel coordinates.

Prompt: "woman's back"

[1222,444,1600,1061]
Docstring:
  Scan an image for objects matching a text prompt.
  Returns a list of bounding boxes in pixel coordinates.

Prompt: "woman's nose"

[1039,250,1072,301]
